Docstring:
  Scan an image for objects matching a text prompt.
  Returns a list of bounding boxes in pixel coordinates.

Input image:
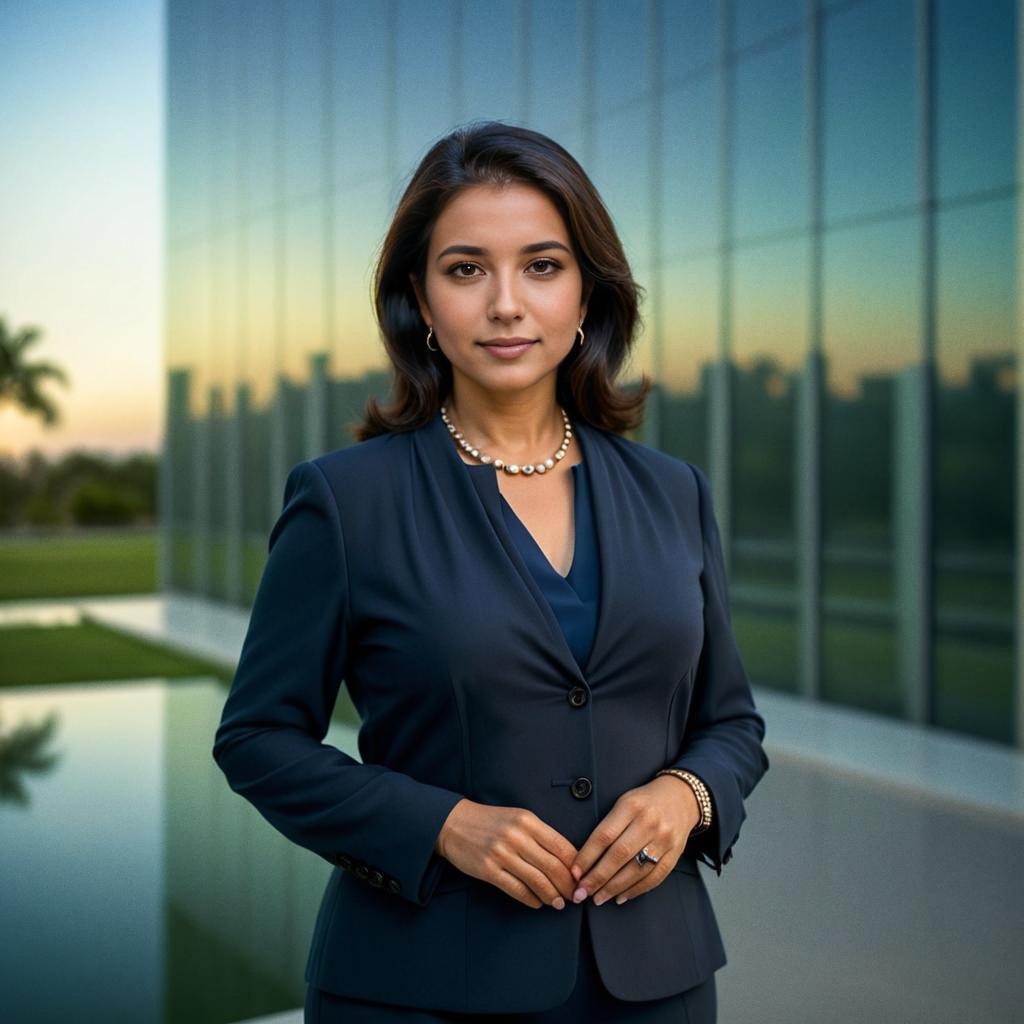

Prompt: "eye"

[444,258,563,279]
[530,258,562,274]
[446,262,481,278]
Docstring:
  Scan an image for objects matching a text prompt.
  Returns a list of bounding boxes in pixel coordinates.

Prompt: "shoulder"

[309,429,409,484]
[307,419,428,483]
[273,430,417,515]
[588,423,708,496]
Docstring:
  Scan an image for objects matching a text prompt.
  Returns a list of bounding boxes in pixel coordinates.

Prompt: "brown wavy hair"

[352,120,652,441]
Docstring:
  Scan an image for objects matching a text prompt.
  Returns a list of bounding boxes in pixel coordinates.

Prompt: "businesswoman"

[213,121,769,1023]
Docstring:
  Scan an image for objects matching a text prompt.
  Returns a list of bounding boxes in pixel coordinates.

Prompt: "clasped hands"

[436,775,701,911]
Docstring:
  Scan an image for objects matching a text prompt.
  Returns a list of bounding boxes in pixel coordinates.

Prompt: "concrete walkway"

[0,592,248,668]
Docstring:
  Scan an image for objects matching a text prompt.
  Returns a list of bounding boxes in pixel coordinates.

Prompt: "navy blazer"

[212,409,769,1013]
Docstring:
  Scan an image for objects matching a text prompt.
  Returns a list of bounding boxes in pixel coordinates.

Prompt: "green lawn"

[0,530,157,600]
[0,619,235,688]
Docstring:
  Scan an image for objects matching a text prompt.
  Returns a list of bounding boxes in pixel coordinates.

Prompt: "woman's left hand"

[568,775,701,907]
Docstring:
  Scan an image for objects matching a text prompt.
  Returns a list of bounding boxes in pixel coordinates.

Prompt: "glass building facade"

[163,0,1022,748]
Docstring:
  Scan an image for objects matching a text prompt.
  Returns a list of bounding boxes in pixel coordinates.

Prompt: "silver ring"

[635,846,659,867]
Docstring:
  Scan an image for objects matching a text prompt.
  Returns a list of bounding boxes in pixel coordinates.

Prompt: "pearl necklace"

[440,404,573,476]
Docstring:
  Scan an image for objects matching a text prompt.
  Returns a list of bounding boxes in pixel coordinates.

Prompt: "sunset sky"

[0,0,162,460]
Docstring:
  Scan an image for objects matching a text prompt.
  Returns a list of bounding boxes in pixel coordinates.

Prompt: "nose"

[488,268,525,323]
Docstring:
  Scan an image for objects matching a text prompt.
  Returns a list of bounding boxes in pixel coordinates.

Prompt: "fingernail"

[571,865,582,881]
[593,893,606,906]
[573,887,587,903]
[615,895,627,905]
[552,897,565,910]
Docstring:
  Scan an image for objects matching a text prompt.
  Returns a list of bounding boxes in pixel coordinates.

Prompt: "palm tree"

[0,707,61,806]
[0,316,70,425]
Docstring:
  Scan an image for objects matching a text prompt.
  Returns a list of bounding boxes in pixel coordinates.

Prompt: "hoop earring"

[426,326,439,352]
[576,324,585,348]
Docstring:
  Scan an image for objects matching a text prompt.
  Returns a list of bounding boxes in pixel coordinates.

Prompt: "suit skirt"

[303,910,717,1023]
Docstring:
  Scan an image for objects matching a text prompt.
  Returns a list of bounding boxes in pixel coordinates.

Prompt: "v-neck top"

[467,461,601,671]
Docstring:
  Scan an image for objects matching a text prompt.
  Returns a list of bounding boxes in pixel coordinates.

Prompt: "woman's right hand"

[435,798,578,910]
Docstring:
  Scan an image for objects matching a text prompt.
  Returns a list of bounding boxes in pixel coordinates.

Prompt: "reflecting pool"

[0,677,349,1023]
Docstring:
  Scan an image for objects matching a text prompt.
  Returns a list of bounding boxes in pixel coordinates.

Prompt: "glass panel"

[629,259,657,414]
[239,0,278,215]
[461,0,523,122]
[282,0,325,202]
[165,240,198,589]
[935,0,1016,201]
[658,254,718,470]
[208,0,241,225]
[242,215,277,601]
[161,0,203,593]
[821,215,921,717]
[183,235,212,596]
[332,0,390,189]
[274,198,327,475]
[734,0,803,52]
[282,200,327,384]
[333,178,393,385]
[206,227,236,601]
[526,0,583,137]
[733,35,807,241]
[823,0,916,223]
[660,0,718,84]
[166,0,209,242]
[591,104,653,268]
[731,237,808,690]
[594,0,654,113]
[394,0,456,177]
[934,197,1016,744]
[660,75,719,260]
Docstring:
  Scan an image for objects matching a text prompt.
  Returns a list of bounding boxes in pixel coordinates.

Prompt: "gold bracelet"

[655,768,713,835]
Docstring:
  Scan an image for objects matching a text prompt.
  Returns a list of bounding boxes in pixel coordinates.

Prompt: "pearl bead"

[439,403,574,479]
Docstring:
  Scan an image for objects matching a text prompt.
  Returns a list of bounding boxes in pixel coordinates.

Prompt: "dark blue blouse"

[470,461,600,671]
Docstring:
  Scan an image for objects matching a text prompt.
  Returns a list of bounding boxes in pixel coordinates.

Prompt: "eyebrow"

[435,240,572,262]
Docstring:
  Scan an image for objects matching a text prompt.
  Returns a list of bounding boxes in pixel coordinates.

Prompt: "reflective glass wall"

[162,0,1021,748]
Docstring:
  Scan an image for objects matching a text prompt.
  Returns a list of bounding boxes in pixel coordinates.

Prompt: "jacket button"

[571,777,592,799]
[336,853,353,871]
[355,862,370,880]
[567,686,588,707]
[387,878,401,895]
[368,869,385,888]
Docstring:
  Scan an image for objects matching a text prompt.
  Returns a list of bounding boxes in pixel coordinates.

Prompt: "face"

[410,181,588,402]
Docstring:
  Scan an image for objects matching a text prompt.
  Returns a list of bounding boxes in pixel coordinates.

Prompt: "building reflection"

[163,0,1020,748]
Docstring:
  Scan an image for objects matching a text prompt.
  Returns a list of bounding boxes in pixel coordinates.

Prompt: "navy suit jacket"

[212,408,769,1013]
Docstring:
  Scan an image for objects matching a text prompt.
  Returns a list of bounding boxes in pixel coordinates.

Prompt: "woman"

[213,121,769,1023]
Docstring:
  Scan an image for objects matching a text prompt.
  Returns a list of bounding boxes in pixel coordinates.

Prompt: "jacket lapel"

[418,410,621,687]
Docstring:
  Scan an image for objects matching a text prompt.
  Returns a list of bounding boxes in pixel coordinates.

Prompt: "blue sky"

[0,0,162,458]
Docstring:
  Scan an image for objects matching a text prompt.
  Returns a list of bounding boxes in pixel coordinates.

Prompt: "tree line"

[0,450,157,529]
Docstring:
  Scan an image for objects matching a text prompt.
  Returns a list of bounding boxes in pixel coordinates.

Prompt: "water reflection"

[0,707,60,805]
[0,678,348,1023]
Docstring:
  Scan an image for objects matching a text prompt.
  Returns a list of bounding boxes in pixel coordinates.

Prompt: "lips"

[479,339,538,359]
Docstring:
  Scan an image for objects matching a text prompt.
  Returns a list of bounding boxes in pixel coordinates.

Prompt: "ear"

[579,279,595,326]
[409,272,431,324]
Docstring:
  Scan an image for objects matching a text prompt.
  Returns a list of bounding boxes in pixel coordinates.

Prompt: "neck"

[444,387,565,458]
